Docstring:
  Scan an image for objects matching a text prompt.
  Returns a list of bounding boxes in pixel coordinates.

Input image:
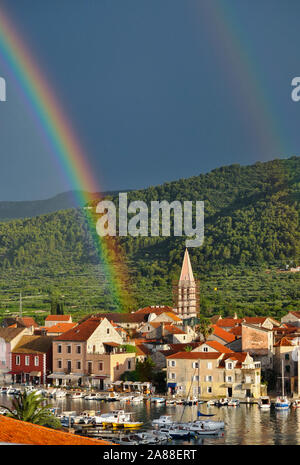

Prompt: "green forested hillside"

[0,157,299,321]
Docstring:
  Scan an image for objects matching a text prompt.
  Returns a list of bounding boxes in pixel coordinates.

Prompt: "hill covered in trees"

[0,156,299,320]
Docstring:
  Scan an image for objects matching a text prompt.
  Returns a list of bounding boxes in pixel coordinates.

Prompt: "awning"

[47,373,83,380]
[123,381,133,385]
[112,380,123,385]
[88,375,108,380]
[167,383,177,388]
[30,371,41,377]
[103,342,120,347]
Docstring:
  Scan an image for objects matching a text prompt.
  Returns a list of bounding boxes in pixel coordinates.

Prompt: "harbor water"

[1,394,300,445]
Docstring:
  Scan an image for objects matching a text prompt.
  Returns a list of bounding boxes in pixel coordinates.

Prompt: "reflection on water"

[2,394,300,445]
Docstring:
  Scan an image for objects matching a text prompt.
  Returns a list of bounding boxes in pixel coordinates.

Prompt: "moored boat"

[258,396,271,409]
[228,398,240,407]
[292,399,300,408]
[152,415,174,427]
[275,396,290,410]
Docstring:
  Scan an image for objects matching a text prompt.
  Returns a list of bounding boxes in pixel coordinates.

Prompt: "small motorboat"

[70,391,84,399]
[228,399,240,407]
[215,398,228,407]
[275,396,290,410]
[161,425,193,440]
[150,396,166,404]
[84,392,102,401]
[166,399,177,406]
[207,399,216,406]
[184,396,198,406]
[152,415,174,427]
[105,392,120,402]
[258,396,271,409]
[6,387,17,395]
[130,395,144,403]
[52,389,66,398]
[292,399,300,408]
[187,419,225,430]
[0,386,8,395]
[116,435,139,445]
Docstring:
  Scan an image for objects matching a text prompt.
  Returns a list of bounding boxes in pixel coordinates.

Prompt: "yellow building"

[166,351,261,399]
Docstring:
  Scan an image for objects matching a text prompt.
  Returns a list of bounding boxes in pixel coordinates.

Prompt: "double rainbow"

[0,6,133,312]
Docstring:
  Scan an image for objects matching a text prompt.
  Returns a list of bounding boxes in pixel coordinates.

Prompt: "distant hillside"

[0,189,122,220]
[0,156,299,317]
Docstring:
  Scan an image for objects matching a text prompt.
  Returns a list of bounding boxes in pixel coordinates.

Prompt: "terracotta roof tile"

[202,341,234,353]
[12,335,54,354]
[0,415,112,445]
[212,324,236,342]
[45,315,72,322]
[45,323,77,334]
[166,351,222,360]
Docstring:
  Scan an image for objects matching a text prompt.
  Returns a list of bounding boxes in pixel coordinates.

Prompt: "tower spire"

[173,248,199,320]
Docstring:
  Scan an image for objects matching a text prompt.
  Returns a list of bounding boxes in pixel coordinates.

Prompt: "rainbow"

[194,0,289,159]
[0,6,133,312]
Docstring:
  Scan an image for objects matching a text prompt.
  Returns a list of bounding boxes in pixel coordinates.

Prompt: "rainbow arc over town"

[0,6,132,311]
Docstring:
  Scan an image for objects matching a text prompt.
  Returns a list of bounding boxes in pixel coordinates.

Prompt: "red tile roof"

[166,351,222,360]
[212,324,236,342]
[215,318,244,328]
[136,344,152,356]
[164,324,186,335]
[228,325,242,337]
[45,315,72,321]
[45,323,77,334]
[19,317,39,328]
[135,306,175,315]
[218,352,248,368]
[202,341,234,353]
[0,415,112,445]
[55,316,103,341]
[274,337,295,347]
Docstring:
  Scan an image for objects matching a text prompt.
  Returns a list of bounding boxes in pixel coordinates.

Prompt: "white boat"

[158,425,193,439]
[130,394,144,403]
[52,389,66,398]
[6,387,17,395]
[0,386,8,395]
[93,409,143,428]
[104,392,120,402]
[275,361,290,411]
[166,399,177,406]
[207,399,216,406]
[184,396,198,406]
[258,396,271,409]
[275,396,290,410]
[187,419,225,430]
[135,432,162,444]
[84,392,102,401]
[116,435,139,445]
[152,415,174,426]
[70,391,84,399]
[292,399,300,408]
[150,397,165,404]
[215,398,229,406]
[228,398,240,407]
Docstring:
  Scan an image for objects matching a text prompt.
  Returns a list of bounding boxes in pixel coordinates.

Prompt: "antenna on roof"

[19,292,22,318]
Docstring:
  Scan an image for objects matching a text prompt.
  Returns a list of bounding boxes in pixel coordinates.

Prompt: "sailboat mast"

[282,359,284,397]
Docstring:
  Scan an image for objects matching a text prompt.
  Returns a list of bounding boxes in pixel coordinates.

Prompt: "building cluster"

[0,249,299,400]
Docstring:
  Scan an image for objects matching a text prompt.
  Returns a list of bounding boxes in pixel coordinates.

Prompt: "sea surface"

[1,394,300,445]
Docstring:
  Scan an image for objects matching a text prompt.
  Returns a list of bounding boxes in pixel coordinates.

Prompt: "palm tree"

[195,316,214,342]
[1,390,61,429]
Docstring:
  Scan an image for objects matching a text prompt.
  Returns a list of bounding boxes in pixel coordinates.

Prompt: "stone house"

[166,351,261,399]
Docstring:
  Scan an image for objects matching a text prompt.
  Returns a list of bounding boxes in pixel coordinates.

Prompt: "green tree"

[195,316,214,342]
[1,391,61,429]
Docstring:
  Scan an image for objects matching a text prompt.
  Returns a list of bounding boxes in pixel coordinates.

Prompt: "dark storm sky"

[0,0,299,201]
